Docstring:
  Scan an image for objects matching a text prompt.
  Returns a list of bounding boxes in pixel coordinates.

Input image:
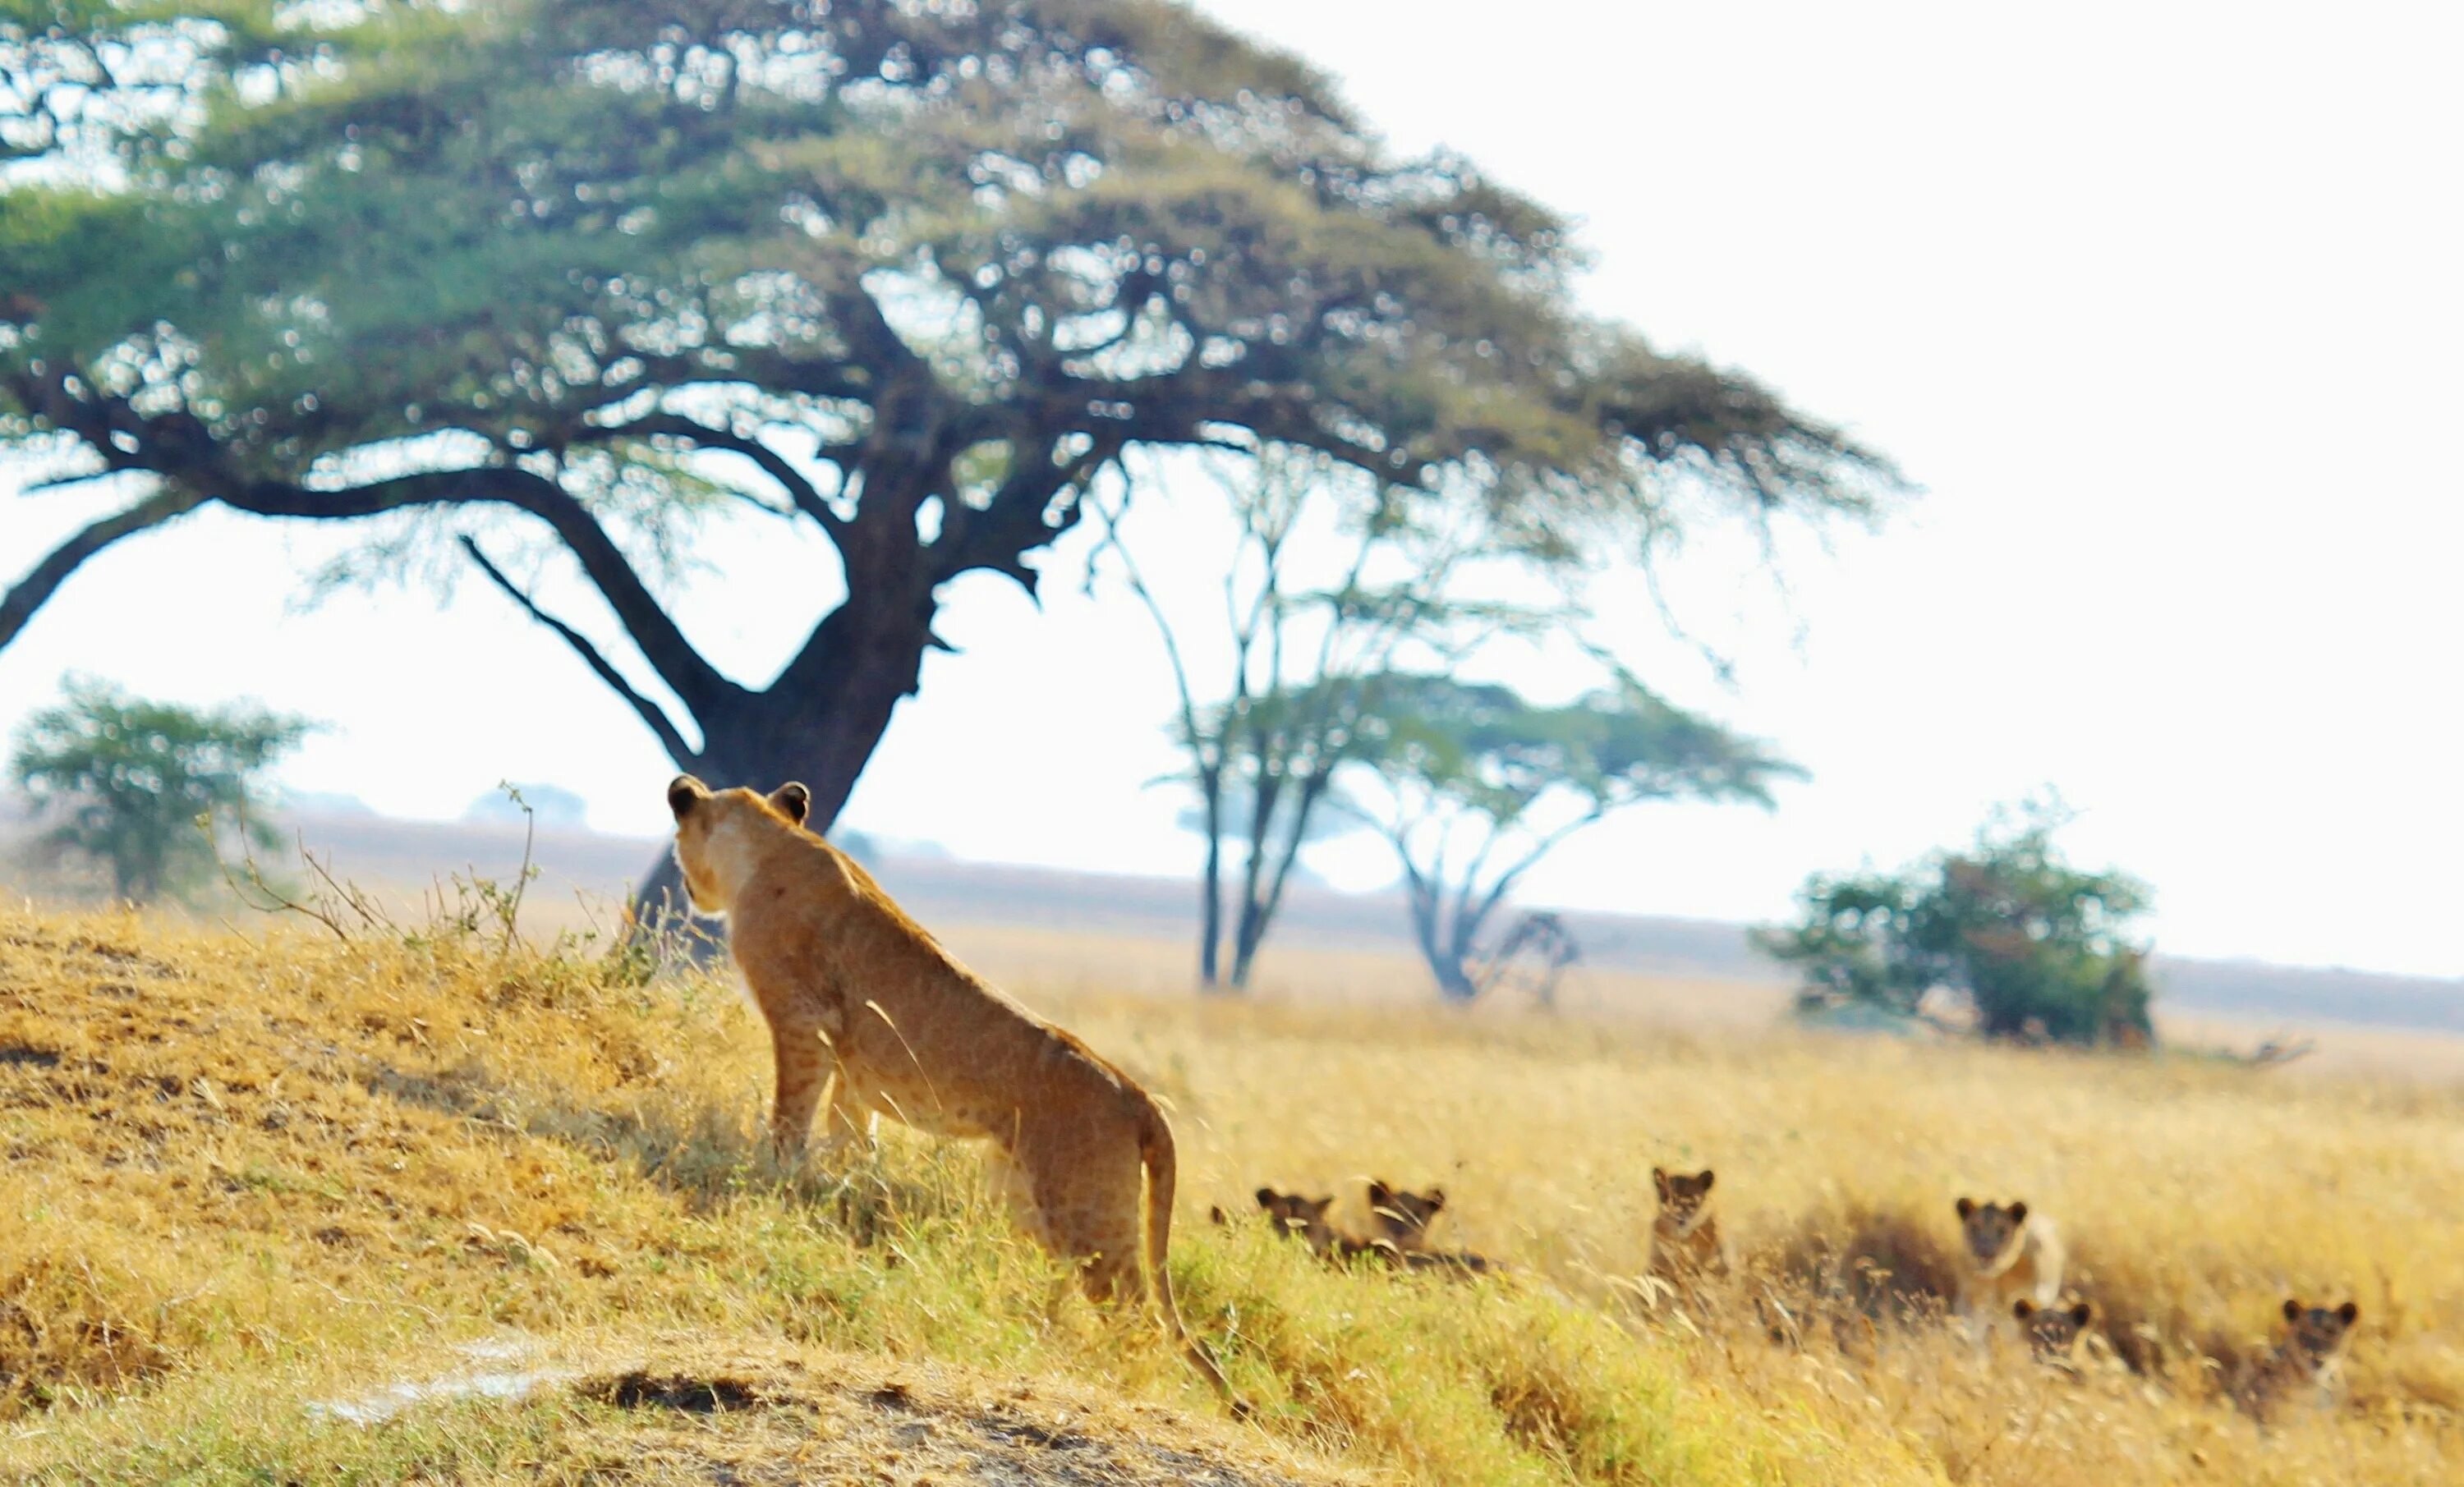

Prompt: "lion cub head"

[1253,1187,1340,1252]
[2276,1298,2360,1380]
[1955,1197,2031,1273]
[1652,1168,1717,1237]
[2014,1299,2095,1364]
[1366,1179,1446,1250]
[665,774,812,913]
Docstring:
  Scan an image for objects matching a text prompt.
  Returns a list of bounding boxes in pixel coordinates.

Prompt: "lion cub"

[1954,1197,2064,1333]
[1367,1179,1503,1276]
[666,775,1238,1409]
[2013,1299,2096,1368]
[1648,1167,1731,1284]
[1250,1187,1349,1257]
[2241,1299,2359,1418]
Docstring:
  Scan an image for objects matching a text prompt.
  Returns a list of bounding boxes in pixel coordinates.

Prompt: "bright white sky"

[3,2,2459,977]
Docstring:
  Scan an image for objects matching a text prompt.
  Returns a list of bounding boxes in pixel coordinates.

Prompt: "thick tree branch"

[0,484,211,651]
[457,535,699,764]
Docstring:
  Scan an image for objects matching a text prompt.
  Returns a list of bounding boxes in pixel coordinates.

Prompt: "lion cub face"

[666,774,811,912]
[1366,1180,1446,1250]
[1652,1168,1717,1236]
[2014,1299,2094,1363]
[1254,1187,1340,1251]
[2278,1298,2360,1379]
[1955,1197,2030,1269]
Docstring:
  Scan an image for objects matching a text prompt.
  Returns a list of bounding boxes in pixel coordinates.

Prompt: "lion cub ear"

[2007,1201,2028,1223]
[2283,1298,2305,1322]
[2014,1299,2035,1320]
[1956,1197,1976,1219]
[1254,1187,1279,1210]
[2070,1301,2094,1325]
[2336,1301,2360,1324]
[1424,1186,1446,1211]
[667,774,710,820]
[768,781,811,824]
[1698,1169,1716,1192]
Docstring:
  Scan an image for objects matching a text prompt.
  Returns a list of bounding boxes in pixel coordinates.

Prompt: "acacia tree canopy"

[1355,671,1800,999]
[1,0,1897,898]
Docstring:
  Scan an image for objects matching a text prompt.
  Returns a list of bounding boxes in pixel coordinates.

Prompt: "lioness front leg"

[765,1018,830,1158]
[816,1064,878,1159]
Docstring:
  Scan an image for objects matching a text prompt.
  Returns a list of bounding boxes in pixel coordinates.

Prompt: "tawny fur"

[2013,1298,2095,1369]
[1648,1167,1731,1285]
[1365,1178,1504,1276]
[666,774,1239,1409]
[2239,1298,2359,1420]
[1954,1197,2065,1334]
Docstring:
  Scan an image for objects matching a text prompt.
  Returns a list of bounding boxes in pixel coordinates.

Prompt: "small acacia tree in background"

[7,677,315,903]
[1095,445,1543,989]
[1756,801,2156,1046]
[1352,671,1800,1000]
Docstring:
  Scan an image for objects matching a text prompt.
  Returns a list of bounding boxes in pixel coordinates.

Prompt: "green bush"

[1756,801,2154,1046]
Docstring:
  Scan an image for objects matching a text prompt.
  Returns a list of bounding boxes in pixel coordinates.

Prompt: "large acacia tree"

[1,0,1893,903]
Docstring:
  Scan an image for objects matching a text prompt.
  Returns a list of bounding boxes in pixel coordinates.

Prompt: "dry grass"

[2,906,2459,1483]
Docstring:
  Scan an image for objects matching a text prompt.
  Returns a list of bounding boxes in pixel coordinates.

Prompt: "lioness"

[1648,1167,1731,1283]
[1252,1187,1347,1256]
[1366,1178,1503,1276]
[1954,1197,2063,1334]
[2013,1298,2096,1368]
[2241,1298,2359,1419]
[666,775,1238,1408]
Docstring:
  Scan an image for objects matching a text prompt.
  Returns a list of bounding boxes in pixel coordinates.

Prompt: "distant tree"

[1,0,1896,923]
[1095,444,1541,990]
[7,677,315,902]
[1755,801,2155,1046]
[1351,672,1798,1000]
[464,783,592,831]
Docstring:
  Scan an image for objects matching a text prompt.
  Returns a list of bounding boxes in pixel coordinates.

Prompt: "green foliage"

[1757,801,2156,1045]
[1354,670,1800,999]
[3,0,1897,835]
[6,675,314,902]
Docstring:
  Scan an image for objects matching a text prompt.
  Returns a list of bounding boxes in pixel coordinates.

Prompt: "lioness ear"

[2337,1301,2359,1324]
[1956,1197,1975,1219]
[768,781,811,825]
[2008,1201,2028,1223]
[2014,1300,2034,1319]
[667,773,710,820]
[2071,1302,2095,1325]
[2284,1299,2305,1322]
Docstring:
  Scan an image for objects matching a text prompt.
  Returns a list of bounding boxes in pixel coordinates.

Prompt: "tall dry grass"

[1,904,2458,1483]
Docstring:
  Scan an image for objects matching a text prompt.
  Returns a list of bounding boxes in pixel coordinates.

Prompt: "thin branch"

[586,412,849,536]
[457,536,700,765]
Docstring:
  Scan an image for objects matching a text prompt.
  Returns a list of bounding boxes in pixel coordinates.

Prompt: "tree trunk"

[627,579,936,946]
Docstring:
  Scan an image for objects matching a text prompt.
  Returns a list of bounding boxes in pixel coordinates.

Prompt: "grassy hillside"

[2,905,2458,1483]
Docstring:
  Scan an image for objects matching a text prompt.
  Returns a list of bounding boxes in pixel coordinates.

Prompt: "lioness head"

[1652,1167,1717,1236]
[1955,1197,2030,1269]
[2014,1299,2095,1363]
[2278,1298,2360,1376]
[665,774,812,913]
[1366,1179,1446,1249]
[1253,1187,1339,1250]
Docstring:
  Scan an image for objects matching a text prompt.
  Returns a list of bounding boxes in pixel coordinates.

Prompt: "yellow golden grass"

[2,902,2459,1483]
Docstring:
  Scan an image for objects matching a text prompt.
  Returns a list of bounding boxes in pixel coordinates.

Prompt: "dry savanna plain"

[2,890,2462,1485]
